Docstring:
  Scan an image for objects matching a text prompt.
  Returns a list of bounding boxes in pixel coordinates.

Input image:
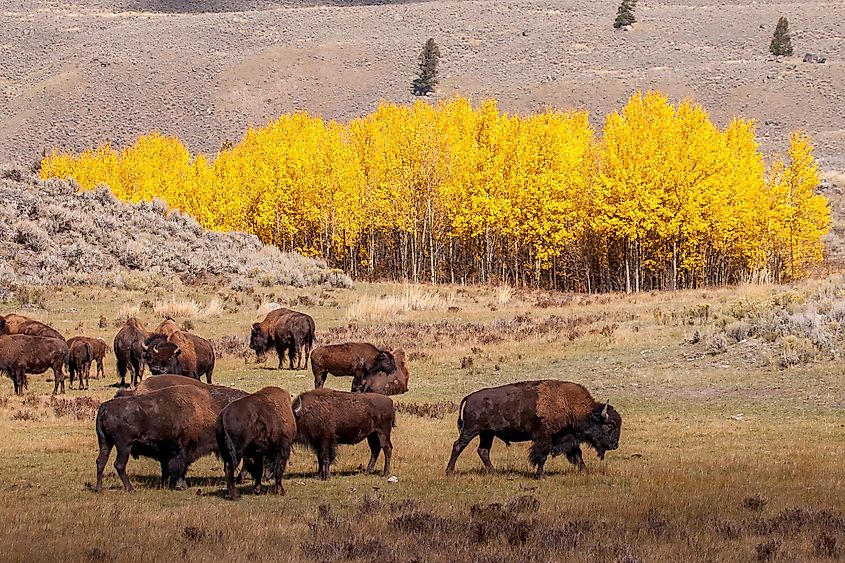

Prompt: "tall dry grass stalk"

[255,300,283,320]
[347,286,455,321]
[115,303,140,320]
[496,285,514,306]
[151,297,224,319]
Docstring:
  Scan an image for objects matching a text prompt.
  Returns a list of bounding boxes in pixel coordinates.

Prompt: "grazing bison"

[67,336,107,380]
[216,386,297,500]
[292,388,394,480]
[68,338,93,390]
[1,314,65,341]
[94,385,218,492]
[445,380,622,479]
[0,334,69,395]
[311,342,398,389]
[358,349,410,395]
[250,308,315,370]
[143,330,215,383]
[113,318,149,388]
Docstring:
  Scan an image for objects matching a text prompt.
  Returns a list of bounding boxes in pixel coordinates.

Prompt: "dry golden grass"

[346,285,455,321]
[0,279,843,561]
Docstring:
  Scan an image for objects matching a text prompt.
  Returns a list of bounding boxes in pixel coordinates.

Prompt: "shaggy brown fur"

[113,318,149,389]
[0,314,65,341]
[68,338,93,390]
[446,380,622,479]
[292,388,395,480]
[249,308,315,370]
[143,330,215,383]
[94,385,219,492]
[359,349,410,395]
[115,375,247,412]
[66,336,107,379]
[153,318,181,338]
[216,386,297,500]
[0,334,69,395]
[311,342,398,389]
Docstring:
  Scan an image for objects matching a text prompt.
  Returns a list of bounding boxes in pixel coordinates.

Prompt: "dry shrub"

[23,393,41,407]
[814,533,839,558]
[11,409,38,421]
[153,297,200,319]
[742,495,767,512]
[211,335,250,359]
[115,303,140,321]
[778,335,817,367]
[496,285,514,306]
[182,526,223,543]
[705,333,728,355]
[506,495,541,514]
[755,539,781,561]
[51,396,101,420]
[394,401,459,419]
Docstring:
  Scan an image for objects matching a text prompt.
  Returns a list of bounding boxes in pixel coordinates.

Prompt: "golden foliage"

[40,93,830,290]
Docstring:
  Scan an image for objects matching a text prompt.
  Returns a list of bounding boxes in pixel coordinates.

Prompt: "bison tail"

[216,420,238,471]
[456,396,468,431]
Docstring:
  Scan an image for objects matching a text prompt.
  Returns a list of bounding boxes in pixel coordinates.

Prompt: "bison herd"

[1,307,622,498]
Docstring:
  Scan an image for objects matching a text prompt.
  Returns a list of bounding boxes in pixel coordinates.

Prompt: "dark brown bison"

[143,330,215,383]
[445,380,622,479]
[68,338,93,390]
[0,334,69,395]
[249,308,315,370]
[216,386,297,500]
[115,374,247,412]
[153,317,181,338]
[66,336,107,379]
[0,313,65,341]
[357,349,409,395]
[292,388,394,480]
[94,385,219,492]
[311,342,398,389]
[113,318,149,388]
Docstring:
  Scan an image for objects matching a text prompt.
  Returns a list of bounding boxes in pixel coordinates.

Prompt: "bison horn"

[292,396,302,416]
[141,342,148,352]
[601,402,609,421]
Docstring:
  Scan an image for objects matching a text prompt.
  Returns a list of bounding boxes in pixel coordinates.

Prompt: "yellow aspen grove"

[41,93,830,291]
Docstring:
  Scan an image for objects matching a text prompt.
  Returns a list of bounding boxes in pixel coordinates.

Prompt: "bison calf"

[68,338,93,390]
[311,342,398,389]
[94,385,218,492]
[67,336,106,379]
[358,349,409,395]
[216,386,296,500]
[0,334,69,395]
[293,388,394,480]
[446,380,622,479]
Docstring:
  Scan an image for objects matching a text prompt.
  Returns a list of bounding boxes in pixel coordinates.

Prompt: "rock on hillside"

[0,169,352,289]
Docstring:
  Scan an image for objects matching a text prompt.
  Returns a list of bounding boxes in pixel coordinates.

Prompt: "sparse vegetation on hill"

[0,170,352,290]
[41,93,830,292]
[614,0,636,29]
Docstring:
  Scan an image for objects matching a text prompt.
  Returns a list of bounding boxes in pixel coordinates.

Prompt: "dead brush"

[11,409,38,421]
[394,401,458,419]
[210,335,250,359]
[50,396,101,420]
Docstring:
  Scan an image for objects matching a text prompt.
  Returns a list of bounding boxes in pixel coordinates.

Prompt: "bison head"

[143,342,182,375]
[249,323,270,362]
[581,402,622,459]
[374,350,397,375]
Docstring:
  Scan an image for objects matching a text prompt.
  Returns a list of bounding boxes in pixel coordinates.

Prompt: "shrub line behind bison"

[216,386,296,500]
[292,388,395,480]
[445,380,622,479]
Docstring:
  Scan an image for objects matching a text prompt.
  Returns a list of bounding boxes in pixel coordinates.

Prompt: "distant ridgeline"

[41,92,830,292]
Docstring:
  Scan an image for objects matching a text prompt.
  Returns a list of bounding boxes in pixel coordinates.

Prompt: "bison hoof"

[273,486,285,496]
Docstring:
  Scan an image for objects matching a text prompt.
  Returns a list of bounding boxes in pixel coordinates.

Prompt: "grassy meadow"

[0,280,843,561]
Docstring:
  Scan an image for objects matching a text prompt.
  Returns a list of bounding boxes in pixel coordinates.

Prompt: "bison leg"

[94,440,113,493]
[96,358,104,380]
[272,447,290,495]
[565,445,586,472]
[476,431,496,474]
[159,460,171,489]
[113,446,134,492]
[316,441,335,480]
[312,365,327,388]
[52,366,65,396]
[168,450,189,490]
[287,343,297,371]
[365,433,381,474]
[248,456,264,495]
[116,355,127,387]
[379,431,393,476]
[529,437,552,480]
[445,430,478,475]
[274,341,287,370]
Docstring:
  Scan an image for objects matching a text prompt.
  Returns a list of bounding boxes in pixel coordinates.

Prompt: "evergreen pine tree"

[770,16,793,56]
[614,0,637,29]
[411,38,441,97]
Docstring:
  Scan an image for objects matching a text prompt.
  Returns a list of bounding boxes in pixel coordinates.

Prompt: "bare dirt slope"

[1,0,843,169]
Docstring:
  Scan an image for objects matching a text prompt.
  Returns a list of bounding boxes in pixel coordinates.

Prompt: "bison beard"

[215,386,296,500]
[445,380,622,479]
[94,385,220,492]
[292,388,395,480]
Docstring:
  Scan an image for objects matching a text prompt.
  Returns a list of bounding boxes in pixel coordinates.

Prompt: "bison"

[292,388,394,480]
[94,385,219,492]
[216,386,297,500]
[115,374,248,412]
[0,313,65,341]
[113,318,149,388]
[67,338,93,390]
[358,349,410,395]
[249,308,315,370]
[0,334,69,395]
[143,330,215,383]
[445,380,622,479]
[153,317,181,338]
[311,342,398,389]
[67,336,107,379]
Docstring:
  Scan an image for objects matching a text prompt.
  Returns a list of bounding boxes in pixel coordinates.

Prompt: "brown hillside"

[1,0,843,169]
